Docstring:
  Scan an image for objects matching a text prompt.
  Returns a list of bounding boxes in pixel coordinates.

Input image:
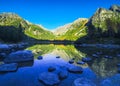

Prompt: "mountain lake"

[0,44,120,86]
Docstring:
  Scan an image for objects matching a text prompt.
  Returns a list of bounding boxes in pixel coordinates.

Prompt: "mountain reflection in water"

[0,44,120,86]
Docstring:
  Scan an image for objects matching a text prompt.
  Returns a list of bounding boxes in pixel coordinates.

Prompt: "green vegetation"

[0,13,28,28]
[0,5,120,44]
[55,19,88,41]
[88,8,120,38]
[25,24,55,40]
[0,25,24,42]
[76,5,120,44]
[26,44,86,60]
[0,13,55,42]
[26,44,55,58]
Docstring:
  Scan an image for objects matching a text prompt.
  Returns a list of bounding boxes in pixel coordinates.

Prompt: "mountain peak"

[0,12,21,19]
[73,18,88,25]
[95,8,110,14]
[53,18,88,36]
[53,23,72,35]
[109,4,120,12]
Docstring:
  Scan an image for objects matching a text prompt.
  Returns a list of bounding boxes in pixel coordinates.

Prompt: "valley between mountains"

[0,5,120,44]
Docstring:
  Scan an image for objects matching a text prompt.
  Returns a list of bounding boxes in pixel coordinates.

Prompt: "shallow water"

[0,44,120,86]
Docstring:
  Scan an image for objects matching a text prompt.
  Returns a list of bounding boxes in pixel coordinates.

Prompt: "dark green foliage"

[87,15,120,39]
[0,13,55,42]
[25,24,55,40]
[0,13,29,42]
[105,18,120,38]
[76,5,120,44]
[26,44,85,59]
[88,5,120,38]
[0,24,24,42]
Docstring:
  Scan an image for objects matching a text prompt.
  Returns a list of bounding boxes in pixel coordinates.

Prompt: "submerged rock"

[104,55,113,59]
[17,44,25,49]
[96,52,103,55]
[118,68,120,73]
[0,44,10,53]
[56,56,60,58]
[82,57,92,62]
[4,50,34,63]
[69,60,74,64]
[0,53,7,59]
[117,63,120,67]
[76,61,85,65]
[100,74,120,86]
[37,56,43,60]
[100,79,112,86]
[92,54,99,58]
[0,63,18,72]
[73,78,96,86]
[48,66,56,72]
[38,72,60,86]
[117,54,120,57]
[58,69,68,80]
[68,65,83,73]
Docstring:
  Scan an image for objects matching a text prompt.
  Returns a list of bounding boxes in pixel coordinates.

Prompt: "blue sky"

[0,0,120,30]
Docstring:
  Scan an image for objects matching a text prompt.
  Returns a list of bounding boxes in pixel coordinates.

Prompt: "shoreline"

[76,44,120,49]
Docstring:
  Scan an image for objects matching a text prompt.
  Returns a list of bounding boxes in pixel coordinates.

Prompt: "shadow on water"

[0,44,120,86]
[75,45,120,78]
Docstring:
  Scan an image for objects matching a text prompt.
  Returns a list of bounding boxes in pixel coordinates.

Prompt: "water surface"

[0,44,120,86]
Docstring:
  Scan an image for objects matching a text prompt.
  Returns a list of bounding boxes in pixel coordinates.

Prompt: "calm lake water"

[0,44,120,86]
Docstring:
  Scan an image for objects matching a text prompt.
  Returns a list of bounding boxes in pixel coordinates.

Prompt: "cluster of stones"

[1,45,120,86]
[37,55,96,86]
[0,43,33,73]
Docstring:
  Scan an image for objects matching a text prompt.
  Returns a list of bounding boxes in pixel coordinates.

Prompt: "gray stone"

[73,78,96,86]
[117,63,120,67]
[100,79,112,86]
[48,66,56,72]
[56,56,60,58]
[0,44,10,52]
[0,53,7,59]
[118,68,120,73]
[58,70,68,80]
[17,44,25,49]
[96,52,103,55]
[92,54,99,58]
[69,60,74,64]
[68,65,83,73]
[117,54,120,57]
[37,56,43,60]
[100,75,120,86]
[104,55,113,59]
[82,57,92,62]
[4,50,34,63]
[38,72,60,86]
[76,61,85,65]
[0,63,18,72]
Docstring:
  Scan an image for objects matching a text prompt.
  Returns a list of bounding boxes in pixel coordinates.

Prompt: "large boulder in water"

[73,78,96,86]
[4,50,34,63]
[0,53,7,59]
[38,72,60,86]
[0,44,10,53]
[68,65,83,73]
[100,74,120,86]
[48,66,56,72]
[0,63,18,72]
[58,69,69,80]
